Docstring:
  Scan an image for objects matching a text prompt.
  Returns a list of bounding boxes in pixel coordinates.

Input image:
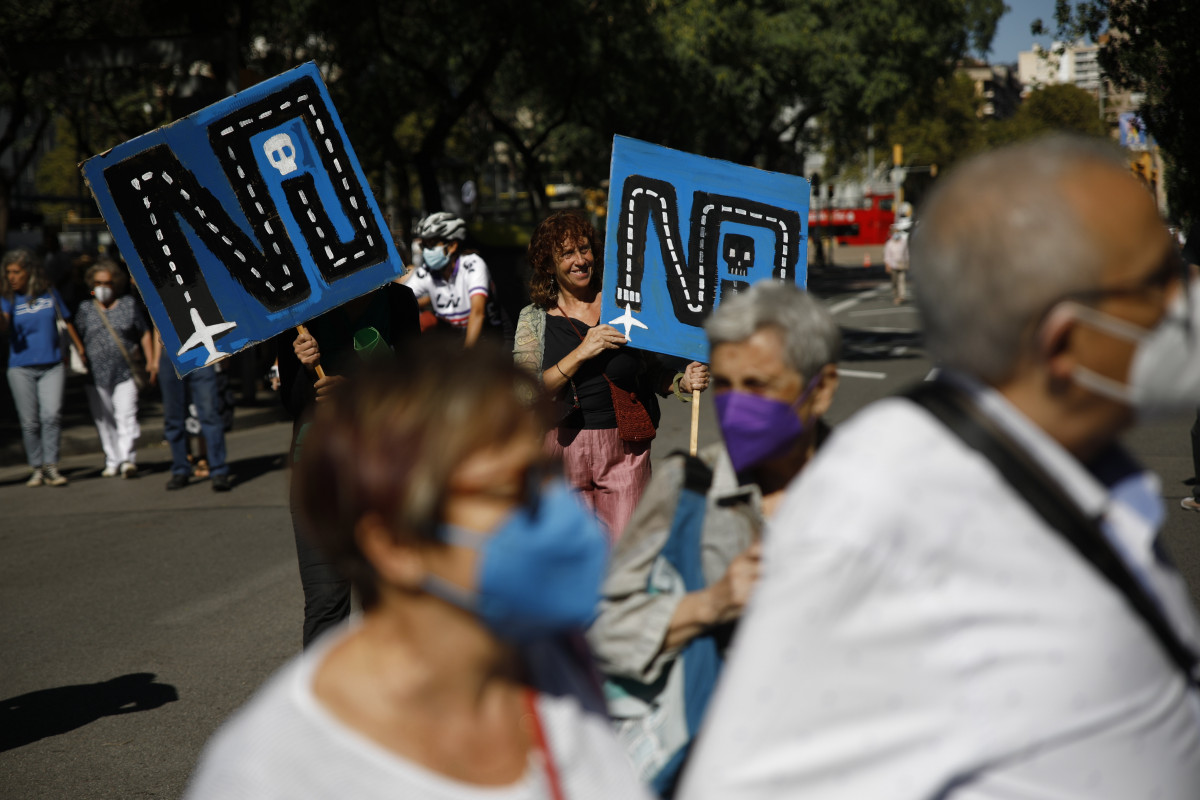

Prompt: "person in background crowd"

[1178,222,1200,513]
[514,211,708,540]
[1,248,84,487]
[401,212,499,345]
[184,343,652,800]
[588,281,840,795]
[73,259,156,478]
[279,280,420,648]
[158,329,233,492]
[181,361,236,480]
[679,136,1200,799]
[884,216,912,305]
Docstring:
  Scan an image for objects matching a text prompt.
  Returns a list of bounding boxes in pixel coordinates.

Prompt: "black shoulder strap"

[664,449,715,494]
[905,380,1200,685]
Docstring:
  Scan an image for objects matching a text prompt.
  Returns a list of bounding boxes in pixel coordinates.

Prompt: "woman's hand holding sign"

[293,327,343,402]
[543,323,626,395]
[577,324,627,360]
[293,330,321,368]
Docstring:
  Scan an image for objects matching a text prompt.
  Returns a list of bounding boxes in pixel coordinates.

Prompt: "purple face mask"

[713,376,820,474]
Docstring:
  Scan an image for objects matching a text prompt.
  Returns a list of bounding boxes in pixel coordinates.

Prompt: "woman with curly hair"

[514,211,708,540]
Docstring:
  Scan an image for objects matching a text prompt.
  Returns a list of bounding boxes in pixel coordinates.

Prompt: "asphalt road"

[2,274,1199,798]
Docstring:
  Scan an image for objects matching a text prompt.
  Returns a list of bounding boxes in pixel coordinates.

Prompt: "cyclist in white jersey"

[402,212,497,346]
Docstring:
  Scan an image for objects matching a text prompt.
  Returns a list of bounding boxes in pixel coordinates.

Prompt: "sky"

[988,0,1060,64]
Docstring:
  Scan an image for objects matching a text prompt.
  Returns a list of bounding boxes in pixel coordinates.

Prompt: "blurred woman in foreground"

[186,342,650,800]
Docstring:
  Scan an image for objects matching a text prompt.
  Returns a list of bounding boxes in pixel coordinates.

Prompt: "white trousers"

[86,379,141,469]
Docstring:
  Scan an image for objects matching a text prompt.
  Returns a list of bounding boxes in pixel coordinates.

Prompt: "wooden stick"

[296,324,326,379]
[689,389,701,456]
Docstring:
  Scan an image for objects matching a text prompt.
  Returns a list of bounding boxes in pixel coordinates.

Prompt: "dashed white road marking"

[847,306,918,318]
[828,286,887,315]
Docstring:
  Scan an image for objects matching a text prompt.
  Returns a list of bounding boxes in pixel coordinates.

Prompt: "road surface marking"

[838,368,887,380]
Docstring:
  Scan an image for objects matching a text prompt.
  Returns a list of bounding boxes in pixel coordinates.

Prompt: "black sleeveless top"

[543,314,642,430]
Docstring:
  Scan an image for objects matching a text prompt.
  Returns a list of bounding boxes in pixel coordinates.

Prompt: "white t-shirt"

[185,627,651,800]
[406,253,499,330]
[679,378,1200,800]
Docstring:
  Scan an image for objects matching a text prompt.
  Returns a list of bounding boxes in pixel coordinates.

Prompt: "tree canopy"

[1038,0,1200,224]
[2,0,1003,245]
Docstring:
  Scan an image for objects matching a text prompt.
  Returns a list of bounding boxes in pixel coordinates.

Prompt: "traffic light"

[1131,157,1147,183]
[892,144,903,167]
[930,163,938,178]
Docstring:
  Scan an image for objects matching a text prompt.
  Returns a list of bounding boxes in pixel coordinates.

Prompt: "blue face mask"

[423,244,450,271]
[423,480,609,642]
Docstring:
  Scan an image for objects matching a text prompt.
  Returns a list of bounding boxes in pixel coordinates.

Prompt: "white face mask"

[93,285,114,304]
[1062,277,1200,418]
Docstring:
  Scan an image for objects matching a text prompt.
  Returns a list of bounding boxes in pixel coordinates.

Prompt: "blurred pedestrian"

[589,281,840,795]
[514,211,708,539]
[680,136,1200,799]
[74,259,156,478]
[184,343,652,800]
[883,217,911,304]
[1,248,84,486]
[1178,222,1200,513]
[278,280,420,648]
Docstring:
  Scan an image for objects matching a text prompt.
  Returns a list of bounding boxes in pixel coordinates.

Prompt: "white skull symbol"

[263,133,298,176]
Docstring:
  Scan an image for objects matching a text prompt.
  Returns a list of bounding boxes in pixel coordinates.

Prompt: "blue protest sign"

[82,62,402,375]
[600,136,809,363]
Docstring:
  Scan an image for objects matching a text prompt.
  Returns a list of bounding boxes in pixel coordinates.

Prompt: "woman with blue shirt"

[1,248,85,486]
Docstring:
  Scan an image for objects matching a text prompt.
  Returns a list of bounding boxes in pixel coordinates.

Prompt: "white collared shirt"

[678,379,1200,799]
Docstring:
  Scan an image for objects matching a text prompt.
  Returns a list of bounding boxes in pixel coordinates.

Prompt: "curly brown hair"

[527,211,602,309]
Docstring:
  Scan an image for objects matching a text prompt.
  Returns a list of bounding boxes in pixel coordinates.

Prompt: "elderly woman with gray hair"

[73,259,156,478]
[586,280,840,794]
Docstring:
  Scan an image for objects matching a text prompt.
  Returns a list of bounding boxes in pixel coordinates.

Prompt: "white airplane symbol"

[176,307,238,365]
[608,304,648,343]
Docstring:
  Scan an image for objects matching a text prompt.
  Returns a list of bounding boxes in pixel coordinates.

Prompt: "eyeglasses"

[1066,247,1188,303]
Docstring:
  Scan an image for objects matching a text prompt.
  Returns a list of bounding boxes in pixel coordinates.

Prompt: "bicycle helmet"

[417,212,467,242]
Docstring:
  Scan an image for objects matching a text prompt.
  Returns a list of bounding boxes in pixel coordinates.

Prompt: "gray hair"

[85,259,130,295]
[911,135,1127,383]
[705,281,841,380]
[1,248,51,298]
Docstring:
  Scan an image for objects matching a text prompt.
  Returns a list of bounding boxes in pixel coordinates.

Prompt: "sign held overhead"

[82,62,403,375]
[601,136,810,363]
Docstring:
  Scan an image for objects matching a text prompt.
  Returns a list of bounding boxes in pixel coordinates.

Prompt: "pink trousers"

[545,427,651,541]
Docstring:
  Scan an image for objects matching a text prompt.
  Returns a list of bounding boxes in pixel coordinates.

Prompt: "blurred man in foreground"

[680,136,1200,799]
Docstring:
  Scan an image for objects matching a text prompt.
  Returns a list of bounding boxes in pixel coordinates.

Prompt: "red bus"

[808,192,896,246]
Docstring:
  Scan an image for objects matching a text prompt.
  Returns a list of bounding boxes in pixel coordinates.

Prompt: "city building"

[956,60,1023,120]
[1018,40,1102,95]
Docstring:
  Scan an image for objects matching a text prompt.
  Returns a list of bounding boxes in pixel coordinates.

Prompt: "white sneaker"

[101,466,119,478]
[25,468,43,487]
[42,464,68,487]
[120,462,138,479]
[1182,497,1200,512]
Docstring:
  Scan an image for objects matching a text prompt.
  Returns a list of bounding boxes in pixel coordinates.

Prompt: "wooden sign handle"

[689,389,700,456]
[296,324,327,380]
